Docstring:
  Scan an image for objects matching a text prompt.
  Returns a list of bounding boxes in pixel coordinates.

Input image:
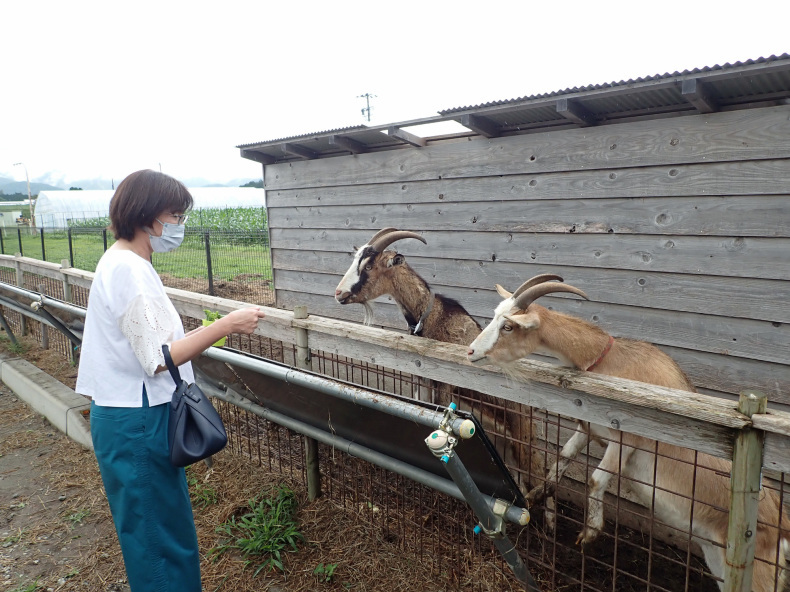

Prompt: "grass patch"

[211,484,304,576]
[65,509,91,526]
[187,466,219,508]
[8,580,42,592]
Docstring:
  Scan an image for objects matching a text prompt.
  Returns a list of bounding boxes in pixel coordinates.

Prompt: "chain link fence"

[0,225,274,306]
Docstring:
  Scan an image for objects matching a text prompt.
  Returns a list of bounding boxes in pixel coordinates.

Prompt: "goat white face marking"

[467,298,515,363]
[335,245,373,303]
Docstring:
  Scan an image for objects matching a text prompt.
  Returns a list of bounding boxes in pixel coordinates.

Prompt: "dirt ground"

[0,338,525,592]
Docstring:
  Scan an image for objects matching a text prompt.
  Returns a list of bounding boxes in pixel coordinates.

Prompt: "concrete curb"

[0,354,93,450]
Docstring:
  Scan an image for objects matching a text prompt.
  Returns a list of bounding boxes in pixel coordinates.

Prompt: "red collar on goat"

[586,335,615,372]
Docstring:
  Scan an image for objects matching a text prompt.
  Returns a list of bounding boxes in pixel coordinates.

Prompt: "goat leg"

[527,424,590,506]
[576,438,636,547]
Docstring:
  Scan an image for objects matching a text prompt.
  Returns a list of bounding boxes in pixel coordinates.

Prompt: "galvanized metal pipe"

[200,380,528,526]
[0,280,87,318]
[442,451,541,591]
[202,346,472,437]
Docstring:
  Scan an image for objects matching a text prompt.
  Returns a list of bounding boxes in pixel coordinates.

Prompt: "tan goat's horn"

[513,282,589,311]
[511,274,565,300]
[369,229,427,252]
[364,227,399,247]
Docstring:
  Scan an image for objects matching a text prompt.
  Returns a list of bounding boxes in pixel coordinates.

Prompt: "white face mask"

[146,218,185,253]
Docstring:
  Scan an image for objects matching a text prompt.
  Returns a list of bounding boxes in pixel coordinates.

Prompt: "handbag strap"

[161,344,182,385]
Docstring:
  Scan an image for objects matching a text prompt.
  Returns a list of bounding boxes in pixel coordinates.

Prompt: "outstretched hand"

[222,307,266,335]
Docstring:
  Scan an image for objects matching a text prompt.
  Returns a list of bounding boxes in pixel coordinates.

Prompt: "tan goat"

[335,228,539,491]
[467,275,789,591]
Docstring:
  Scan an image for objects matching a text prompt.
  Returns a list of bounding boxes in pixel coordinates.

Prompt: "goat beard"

[497,360,536,383]
[361,302,375,326]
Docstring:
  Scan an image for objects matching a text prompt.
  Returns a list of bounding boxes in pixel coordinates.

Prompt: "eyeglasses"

[168,213,189,225]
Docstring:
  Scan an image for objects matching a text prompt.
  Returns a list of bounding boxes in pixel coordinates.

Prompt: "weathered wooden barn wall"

[263,104,790,406]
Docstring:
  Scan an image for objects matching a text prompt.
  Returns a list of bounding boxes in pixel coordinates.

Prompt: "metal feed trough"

[194,347,540,590]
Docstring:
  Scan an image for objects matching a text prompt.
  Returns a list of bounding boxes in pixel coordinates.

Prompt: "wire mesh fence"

[208,340,790,592]
[0,225,274,306]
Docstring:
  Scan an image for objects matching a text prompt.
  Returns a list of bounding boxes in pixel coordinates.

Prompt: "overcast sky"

[2,0,788,189]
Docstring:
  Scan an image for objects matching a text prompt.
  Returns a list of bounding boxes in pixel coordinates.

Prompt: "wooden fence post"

[14,253,26,336]
[294,304,321,501]
[61,259,76,364]
[724,390,768,592]
[38,283,49,350]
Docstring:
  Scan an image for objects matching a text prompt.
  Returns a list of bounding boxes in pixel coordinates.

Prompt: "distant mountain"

[0,181,64,195]
[181,177,260,188]
[0,176,14,186]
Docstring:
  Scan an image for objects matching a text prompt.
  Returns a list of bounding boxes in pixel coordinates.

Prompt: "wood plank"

[329,135,367,154]
[274,288,790,404]
[388,127,426,147]
[459,114,500,138]
[763,432,790,474]
[263,105,790,189]
[269,228,790,281]
[682,79,718,114]
[267,194,790,238]
[556,98,597,126]
[293,317,745,452]
[272,249,790,323]
[267,160,790,208]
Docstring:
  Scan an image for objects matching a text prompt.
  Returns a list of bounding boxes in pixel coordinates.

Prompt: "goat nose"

[467,348,474,357]
[334,289,342,297]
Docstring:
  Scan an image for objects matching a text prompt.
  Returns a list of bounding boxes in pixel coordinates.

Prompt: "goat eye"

[364,264,372,271]
[502,324,513,332]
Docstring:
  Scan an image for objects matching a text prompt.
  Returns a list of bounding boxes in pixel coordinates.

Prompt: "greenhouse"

[34,187,266,227]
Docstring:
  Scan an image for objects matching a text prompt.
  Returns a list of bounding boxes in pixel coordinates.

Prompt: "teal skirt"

[90,388,201,592]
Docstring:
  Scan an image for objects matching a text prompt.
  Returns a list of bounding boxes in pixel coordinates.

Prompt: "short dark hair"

[109,170,193,240]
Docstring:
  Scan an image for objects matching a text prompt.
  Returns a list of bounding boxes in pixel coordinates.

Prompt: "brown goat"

[335,228,538,492]
[467,275,790,591]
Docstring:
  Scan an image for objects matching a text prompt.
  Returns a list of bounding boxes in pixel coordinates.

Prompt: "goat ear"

[508,313,540,331]
[495,284,513,299]
[387,254,405,267]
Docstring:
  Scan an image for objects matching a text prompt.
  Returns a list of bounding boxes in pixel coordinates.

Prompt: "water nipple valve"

[457,419,476,439]
[425,430,449,451]
[449,402,457,411]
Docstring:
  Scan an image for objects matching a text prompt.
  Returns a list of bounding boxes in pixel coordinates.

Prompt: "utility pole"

[358,93,376,122]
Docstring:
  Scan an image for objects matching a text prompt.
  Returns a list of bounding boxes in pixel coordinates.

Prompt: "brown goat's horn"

[513,282,589,311]
[369,229,427,252]
[511,274,565,300]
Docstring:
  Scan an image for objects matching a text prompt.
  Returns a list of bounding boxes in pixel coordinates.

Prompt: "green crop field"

[1,225,272,282]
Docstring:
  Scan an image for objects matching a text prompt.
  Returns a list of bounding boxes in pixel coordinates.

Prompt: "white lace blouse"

[76,249,195,407]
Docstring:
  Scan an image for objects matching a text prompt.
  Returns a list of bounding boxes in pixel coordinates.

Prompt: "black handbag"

[163,344,227,467]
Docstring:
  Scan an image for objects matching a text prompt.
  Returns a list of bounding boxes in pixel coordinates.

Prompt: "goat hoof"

[575,527,601,547]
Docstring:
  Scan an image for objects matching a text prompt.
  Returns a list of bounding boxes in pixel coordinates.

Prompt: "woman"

[76,169,265,591]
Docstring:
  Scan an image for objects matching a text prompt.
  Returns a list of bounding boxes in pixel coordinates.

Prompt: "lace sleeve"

[118,294,177,376]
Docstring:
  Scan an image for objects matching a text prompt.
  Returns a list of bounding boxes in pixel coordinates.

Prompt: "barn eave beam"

[388,126,427,147]
[329,135,368,154]
[458,114,500,138]
[681,78,719,114]
[240,149,276,165]
[281,143,319,160]
[556,98,597,127]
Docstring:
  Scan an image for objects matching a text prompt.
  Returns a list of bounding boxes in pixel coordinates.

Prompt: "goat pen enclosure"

[236,57,790,589]
[4,256,790,591]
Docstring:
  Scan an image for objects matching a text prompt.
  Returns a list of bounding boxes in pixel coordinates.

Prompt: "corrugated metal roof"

[238,54,790,165]
[439,54,790,113]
